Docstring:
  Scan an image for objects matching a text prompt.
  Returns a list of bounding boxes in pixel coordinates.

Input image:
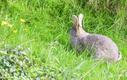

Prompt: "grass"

[0,0,127,80]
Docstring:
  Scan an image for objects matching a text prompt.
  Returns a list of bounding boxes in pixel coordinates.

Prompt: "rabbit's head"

[72,14,88,37]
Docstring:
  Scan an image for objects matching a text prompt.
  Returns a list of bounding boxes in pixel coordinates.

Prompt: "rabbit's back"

[80,34,119,61]
[81,34,118,50]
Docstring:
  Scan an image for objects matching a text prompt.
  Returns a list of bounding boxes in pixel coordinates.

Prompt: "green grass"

[0,0,127,80]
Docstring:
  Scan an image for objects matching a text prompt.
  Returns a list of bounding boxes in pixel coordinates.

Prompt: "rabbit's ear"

[72,15,78,27]
[78,13,84,27]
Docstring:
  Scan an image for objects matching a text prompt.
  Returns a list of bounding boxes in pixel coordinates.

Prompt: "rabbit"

[70,13,122,62]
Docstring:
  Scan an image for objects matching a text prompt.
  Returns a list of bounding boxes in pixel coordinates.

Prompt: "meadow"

[0,0,127,80]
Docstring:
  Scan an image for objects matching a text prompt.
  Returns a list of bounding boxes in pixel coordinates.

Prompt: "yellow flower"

[1,21,8,26]
[12,29,17,33]
[20,18,26,23]
[24,28,29,32]
[8,24,13,28]
[1,21,13,28]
